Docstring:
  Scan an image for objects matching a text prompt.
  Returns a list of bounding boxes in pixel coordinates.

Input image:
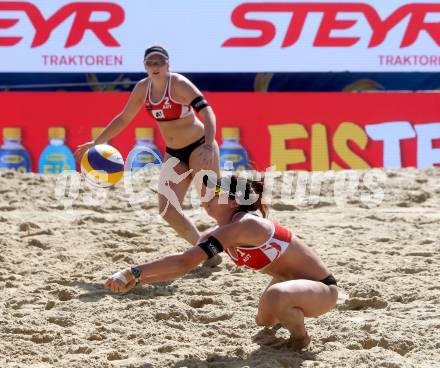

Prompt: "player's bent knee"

[262,286,287,313]
[255,312,276,327]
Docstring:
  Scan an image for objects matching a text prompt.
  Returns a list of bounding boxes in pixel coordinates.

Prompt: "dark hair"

[144,45,169,60]
[227,175,268,218]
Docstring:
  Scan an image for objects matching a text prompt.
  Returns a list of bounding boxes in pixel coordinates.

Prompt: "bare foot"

[202,254,222,268]
[289,332,311,351]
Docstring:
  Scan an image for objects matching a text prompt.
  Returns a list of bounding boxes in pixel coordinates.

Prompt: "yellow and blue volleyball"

[80,144,124,187]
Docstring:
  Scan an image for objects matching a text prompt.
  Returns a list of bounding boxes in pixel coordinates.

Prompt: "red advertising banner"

[0,92,439,172]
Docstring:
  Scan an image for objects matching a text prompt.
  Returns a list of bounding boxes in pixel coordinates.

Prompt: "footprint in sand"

[57,289,76,301]
[365,214,387,222]
[112,229,141,238]
[343,297,388,310]
[394,266,424,275]
[154,310,190,323]
[0,204,17,211]
[19,222,40,232]
[419,239,435,245]
[374,237,392,243]
[31,334,54,344]
[67,346,93,354]
[196,311,233,323]
[7,298,39,311]
[321,335,338,344]
[87,333,105,341]
[187,297,216,309]
[360,337,415,356]
[5,327,38,336]
[343,284,388,310]
[405,251,433,256]
[415,178,428,184]
[80,215,115,224]
[164,320,186,331]
[107,351,128,361]
[47,316,74,327]
[102,241,120,249]
[28,238,50,250]
[156,345,175,353]
[45,301,56,310]
[407,190,431,204]
[271,202,298,211]
[390,292,418,304]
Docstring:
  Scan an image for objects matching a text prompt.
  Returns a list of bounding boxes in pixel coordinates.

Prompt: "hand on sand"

[74,141,95,162]
[104,269,136,293]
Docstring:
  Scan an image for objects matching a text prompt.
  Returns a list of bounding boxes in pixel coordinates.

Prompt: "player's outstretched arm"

[104,246,208,293]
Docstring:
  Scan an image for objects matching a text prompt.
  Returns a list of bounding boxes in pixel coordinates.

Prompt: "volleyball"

[80,144,124,187]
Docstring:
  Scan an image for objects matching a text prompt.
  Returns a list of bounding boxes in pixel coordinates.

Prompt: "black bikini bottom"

[165,136,205,165]
[320,274,337,286]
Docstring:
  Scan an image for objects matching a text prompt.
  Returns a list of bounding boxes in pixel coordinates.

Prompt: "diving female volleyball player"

[104,175,338,350]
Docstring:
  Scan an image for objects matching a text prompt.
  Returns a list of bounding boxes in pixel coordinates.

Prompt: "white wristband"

[111,271,128,285]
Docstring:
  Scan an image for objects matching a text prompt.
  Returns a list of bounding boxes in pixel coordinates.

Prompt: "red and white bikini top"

[144,75,192,122]
[226,222,293,271]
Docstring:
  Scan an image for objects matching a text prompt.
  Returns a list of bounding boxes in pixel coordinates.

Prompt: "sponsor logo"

[0,2,125,48]
[47,153,67,161]
[153,110,165,119]
[1,154,24,164]
[136,154,158,164]
[223,2,440,48]
[208,243,220,255]
[223,154,244,162]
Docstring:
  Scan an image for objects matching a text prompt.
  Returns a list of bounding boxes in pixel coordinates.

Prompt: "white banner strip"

[0,0,438,72]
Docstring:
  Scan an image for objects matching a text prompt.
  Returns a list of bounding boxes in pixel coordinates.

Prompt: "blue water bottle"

[126,128,163,171]
[38,127,75,174]
[0,127,32,172]
[219,127,250,171]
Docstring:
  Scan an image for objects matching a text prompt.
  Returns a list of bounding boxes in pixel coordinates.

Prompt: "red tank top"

[226,222,293,271]
[144,75,192,122]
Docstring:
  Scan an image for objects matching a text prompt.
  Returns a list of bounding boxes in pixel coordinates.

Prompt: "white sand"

[0,168,439,368]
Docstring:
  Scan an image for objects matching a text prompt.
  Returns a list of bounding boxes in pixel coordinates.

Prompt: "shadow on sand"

[74,280,178,303]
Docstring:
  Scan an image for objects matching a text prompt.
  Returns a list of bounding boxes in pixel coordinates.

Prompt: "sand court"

[0,168,439,367]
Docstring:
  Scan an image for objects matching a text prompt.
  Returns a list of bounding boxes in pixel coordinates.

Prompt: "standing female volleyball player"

[105,175,338,350]
[75,45,220,248]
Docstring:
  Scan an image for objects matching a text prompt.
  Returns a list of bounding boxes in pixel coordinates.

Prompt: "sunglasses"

[213,186,224,196]
[144,59,168,67]
[212,183,238,198]
[203,174,238,198]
